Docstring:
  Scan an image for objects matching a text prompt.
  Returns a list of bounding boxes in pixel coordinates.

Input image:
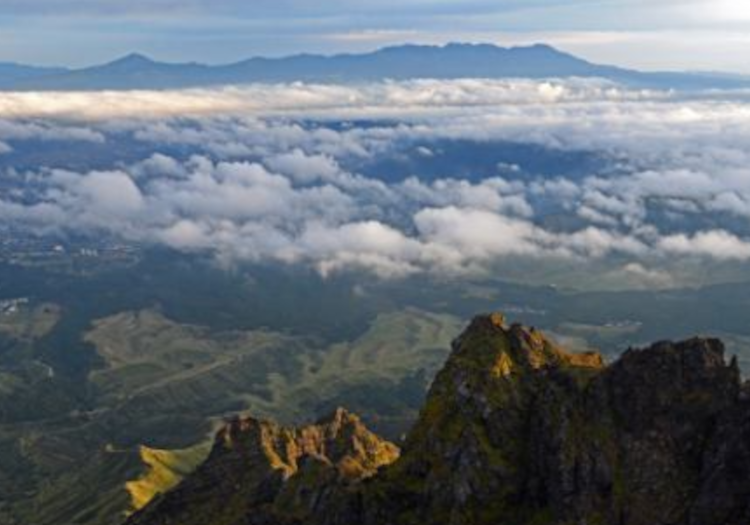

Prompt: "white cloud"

[2,79,750,280]
[0,79,656,121]
[131,153,186,179]
[0,119,104,143]
[264,149,343,184]
[619,262,675,288]
[658,230,750,261]
[75,171,145,216]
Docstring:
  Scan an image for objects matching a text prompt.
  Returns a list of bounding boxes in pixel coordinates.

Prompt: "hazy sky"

[1,0,749,72]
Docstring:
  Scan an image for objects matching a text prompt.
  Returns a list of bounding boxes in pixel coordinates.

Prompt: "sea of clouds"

[2,78,750,284]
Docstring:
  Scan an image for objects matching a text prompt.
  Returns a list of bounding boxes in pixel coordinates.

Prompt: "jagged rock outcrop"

[124,407,399,525]
[125,313,750,525]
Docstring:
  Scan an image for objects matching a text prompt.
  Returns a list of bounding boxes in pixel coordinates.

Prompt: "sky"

[0,0,749,72]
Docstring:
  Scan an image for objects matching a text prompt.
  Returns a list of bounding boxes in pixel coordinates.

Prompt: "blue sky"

[1,0,749,72]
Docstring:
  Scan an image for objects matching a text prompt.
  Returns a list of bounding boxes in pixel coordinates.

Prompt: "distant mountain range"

[0,62,69,85]
[1,43,749,91]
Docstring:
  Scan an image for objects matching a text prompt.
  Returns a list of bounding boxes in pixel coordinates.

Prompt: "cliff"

[125,313,750,525]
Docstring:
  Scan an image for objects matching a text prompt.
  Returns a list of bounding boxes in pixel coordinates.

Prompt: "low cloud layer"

[2,79,750,284]
[0,79,660,120]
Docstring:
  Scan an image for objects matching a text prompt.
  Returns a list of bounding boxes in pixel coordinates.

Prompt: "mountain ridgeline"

[2,43,749,91]
[125,313,750,525]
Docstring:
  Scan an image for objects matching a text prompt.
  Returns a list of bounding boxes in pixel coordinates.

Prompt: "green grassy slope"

[1,307,462,525]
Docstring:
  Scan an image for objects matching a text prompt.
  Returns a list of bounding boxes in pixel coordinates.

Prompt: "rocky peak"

[125,313,750,525]
[449,312,603,380]
[610,336,737,386]
[603,337,740,433]
[318,407,361,434]
[126,408,398,525]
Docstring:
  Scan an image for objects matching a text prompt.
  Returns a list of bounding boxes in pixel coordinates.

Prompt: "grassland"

[86,309,293,405]
[0,303,61,341]
[81,308,462,439]
[126,443,212,512]
[264,309,462,434]
[1,306,462,524]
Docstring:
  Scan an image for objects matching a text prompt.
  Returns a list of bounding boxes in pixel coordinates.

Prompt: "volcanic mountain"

[125,312,750,525]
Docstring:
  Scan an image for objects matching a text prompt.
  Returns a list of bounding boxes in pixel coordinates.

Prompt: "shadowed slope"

[125,312,750,525]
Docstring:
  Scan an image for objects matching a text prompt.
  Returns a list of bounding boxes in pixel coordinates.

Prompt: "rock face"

[124,408,399,525]
[125,313,750,525]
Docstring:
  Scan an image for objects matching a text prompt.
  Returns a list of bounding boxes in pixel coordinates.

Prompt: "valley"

[2,253,750,524]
